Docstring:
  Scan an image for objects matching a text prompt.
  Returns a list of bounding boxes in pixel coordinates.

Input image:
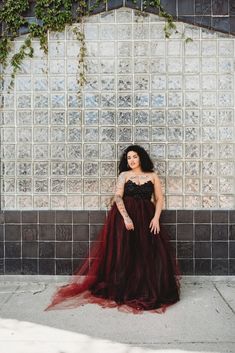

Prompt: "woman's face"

[127,151,141,170]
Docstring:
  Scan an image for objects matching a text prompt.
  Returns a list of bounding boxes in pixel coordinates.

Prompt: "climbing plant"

[0,0,185,91]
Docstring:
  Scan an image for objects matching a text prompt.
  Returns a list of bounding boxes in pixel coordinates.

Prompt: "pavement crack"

[213,282,235,315]
[33,283,47,295]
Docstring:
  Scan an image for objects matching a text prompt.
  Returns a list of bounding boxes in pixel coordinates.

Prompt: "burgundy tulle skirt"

[46,197,181,314]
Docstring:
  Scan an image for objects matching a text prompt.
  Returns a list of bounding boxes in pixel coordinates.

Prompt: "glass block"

[133,23,149,39]
[34,179,48,193]
[154,161,166,175]
[202,162,217,176]
[151,93,165,108]
[134,127,149,142]
[49,60,65,74]
[201,110,216,125]
[118,41,132,57]
[202,127,216,141]
[201,40,217,56]
[134,42,149,57]
[50,77,65,91]
[68,94,82,108]
[118,127,132,142]
[33,145,49,159]
[134,58,149,74]
[218,40,234,56]
[17,162,32,176]
[118,76,132,91]
[152,127,166,141]
[2,162,15,176]
[3,179,15,193]
[185,178,200,193]
[51,94,65,108]
[99,42,115,57]
[101,76,115,91]
[100,24,116,40]
[67,111,81,125]
[167,127,182,142]
[134,111,149,125]
[100,178,116,194]
[202,29,217,39]
[150,144,165,159]
[84,144,99,159]
[184,58,200,73]
[51,144,65,159]
[218,110,233,125]
[167,177,183,193]
[67,127,81,142]
[116,9,132,23]
[17,128,32,143]
[185,110,200,125]
[34,162,49,176]
[34,195,49,208]
[84,162,99,176]
[202,58,217,73]
[150,24,165,39]
[118,94,132,108]
[2,145,15,160]
[185,161,200,176]
[84,23,99,40]
[84,111,99,125]
[151,41,165,56]
[218,75,233,90]
[67,162,82,176]
[185,75,200,90]
[17,196,33,209]
[67,179,82,193]
[151,110,165,125]
[202,92,216,107]
[168,58,182,74]
[17,145,32,159]
[83,127,99,142]
[17,94,31,109]
[51,196,66,209]
[185,127,200,141]
[167,110,182,125]
[219,178,234,194]
[83,179,99,194]
[150,59,166,73]
[17,179,32,193]
[2,128,15,143]
[51,162,66,175]
[168,144,183,159]
[218,58,233,73]
[100,195,113,210]
[49,41,65,57]
[32,60,48,74]
[218,92,233,107]
[185,196,201,208]
[100,144,116,160]
[151,75,166,90]
[84,76,99,91]
[219,144,234,159]
[86,42,98,57]
[3,111,15,125]
[2,195,16,209]
[202,144,218,161]
[168,92,182,107]
[67,195,82,209]
[117,24,132,40]
[219,196,235,209]
[118,59,132,74]
[66,144,82,160]
[67,59,78,74]
[168,76,182,90]
[101,162,116,177]
[167,195,183,209]
[66,41,80,57]
[34,111,49,125]
[135,93,149,107]
[185,144,200,159]
[34,127,48,143]
[100,111,115,125]
[51,111,65,125]
[219,127,233,141]
[51,179,65,193]
[3,94,15,109]
[168,161,183,176]
[84,93,99,108]
[67,76,79,92]
[34,76,48,91]
[83,195,99,209]
[49,31,65,40]
[219,161,234,176]
[184,40,200,56]
[34,94,49,108]
[101,93,116,107]
[16,76,31,91]
[100,59,115,74]
[202,178,217,193]
[118,111,132,125]
[100,127,116,142]
[185,92,200,107]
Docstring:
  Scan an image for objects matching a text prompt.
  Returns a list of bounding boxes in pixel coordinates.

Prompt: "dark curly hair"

[118,145,154,174]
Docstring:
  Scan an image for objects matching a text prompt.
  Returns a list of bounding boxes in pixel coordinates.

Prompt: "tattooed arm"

[149,173,164,235]
[114,172,134,231]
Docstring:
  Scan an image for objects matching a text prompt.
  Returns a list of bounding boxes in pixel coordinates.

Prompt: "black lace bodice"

[124,180,154,200]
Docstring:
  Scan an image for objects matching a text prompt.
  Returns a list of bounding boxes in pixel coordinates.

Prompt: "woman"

[46,145,180,313]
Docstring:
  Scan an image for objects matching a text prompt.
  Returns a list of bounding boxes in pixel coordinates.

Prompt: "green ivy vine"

[0,0,187,92]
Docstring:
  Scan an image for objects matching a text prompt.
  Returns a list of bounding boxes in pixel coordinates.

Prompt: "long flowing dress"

[46,180,181,314]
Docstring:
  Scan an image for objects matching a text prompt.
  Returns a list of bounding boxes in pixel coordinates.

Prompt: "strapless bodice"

[123,180,154,200]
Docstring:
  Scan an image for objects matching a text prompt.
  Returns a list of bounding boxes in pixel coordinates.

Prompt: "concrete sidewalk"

[0,276,234,353]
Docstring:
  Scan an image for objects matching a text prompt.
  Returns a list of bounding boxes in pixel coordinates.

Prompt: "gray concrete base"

[0,276,235,353]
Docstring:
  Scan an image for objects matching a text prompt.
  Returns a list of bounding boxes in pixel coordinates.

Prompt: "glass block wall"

[1,8,235,210]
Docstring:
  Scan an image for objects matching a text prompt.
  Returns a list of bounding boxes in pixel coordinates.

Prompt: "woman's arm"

[149,173,164,235]
[114,172,134,230]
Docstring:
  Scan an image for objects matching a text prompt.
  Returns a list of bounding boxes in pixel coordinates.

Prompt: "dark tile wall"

[1,0,235,36]
[0,210,234,276]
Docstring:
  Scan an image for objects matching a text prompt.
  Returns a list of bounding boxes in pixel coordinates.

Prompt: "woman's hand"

[149,217,160,235]
[124,216,134,231]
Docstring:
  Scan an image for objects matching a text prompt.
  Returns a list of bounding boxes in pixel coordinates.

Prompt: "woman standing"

[46,145,180,313]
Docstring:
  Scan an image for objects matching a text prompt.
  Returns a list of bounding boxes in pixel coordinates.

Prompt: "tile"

[212,242,228,259]
[39,211,56,224]
[39,259,55,275]
[72,259,87,273]
[39,225,55,241]
[195,242,211,258]
[56,242,72,258]
[5,225,21,241]
[177,210,193,223]
[177,242,193,258]
[56,259,72,275]
[73,242,89,258]
[5,242,21,258]
[212,225,228,241]
[56,225,72,241]
[0,243,3,258]
[22,242,38,258]
[194,210,211,223]
[195,224,211,241]
[5,259,22,274]
[212,210,229,223]
[22,224,38,241]
[22,259,38,274]
[89,211,106,223]
[39,242,55,258]
[0,226,3,242]
[195,259,212,275]
[178,259,194,275]
[229,259,235,275]
[73,225,89,241]
[212,259,228,275]
[164,224,176,240]
[229,241,235,258]
[73,211,89,224]
[229,225,235,240]
[177,224,194,241]
[90,224,103,240]
[4,211,21,223]
[56,211,72,224]
[229,211,235,223]
[160,210,176,223]
[22,211,38,223]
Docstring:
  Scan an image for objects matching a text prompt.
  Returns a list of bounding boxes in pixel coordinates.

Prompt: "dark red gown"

[46,180,181,314]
